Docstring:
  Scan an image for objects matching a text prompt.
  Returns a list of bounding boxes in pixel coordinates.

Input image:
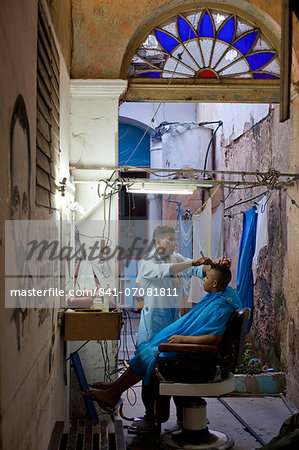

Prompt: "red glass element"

[197,69,217,78]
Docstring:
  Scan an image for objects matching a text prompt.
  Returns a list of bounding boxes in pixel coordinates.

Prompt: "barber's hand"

[168,335,186,343]
[213,257,231,268]
[192,256,212,267]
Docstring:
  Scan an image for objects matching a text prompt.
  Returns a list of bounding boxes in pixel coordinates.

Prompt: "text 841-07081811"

[97,287,178,297]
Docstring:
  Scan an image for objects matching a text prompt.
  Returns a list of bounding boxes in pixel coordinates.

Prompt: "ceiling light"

[128,186,196,195]
[125,179,214,195]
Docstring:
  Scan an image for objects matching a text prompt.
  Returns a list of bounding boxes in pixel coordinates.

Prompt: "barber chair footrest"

[127,416,156,434]
[160,428,233,450]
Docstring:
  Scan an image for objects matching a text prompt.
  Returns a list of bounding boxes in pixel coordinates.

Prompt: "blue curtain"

[118,123,150,166]
[236,207,257,332]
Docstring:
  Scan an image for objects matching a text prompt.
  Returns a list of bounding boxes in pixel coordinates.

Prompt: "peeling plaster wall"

[0,1,70,448]
[194,101,299,410]
[71,0,172,78]
[196,103,271,170]
[286,97,299,409]
[220,106,292,378]
[70,0,298,81]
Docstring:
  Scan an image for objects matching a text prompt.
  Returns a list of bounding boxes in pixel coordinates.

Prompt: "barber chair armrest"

[158,343,218,353]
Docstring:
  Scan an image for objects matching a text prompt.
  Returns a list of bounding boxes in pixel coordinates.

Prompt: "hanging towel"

[211,202,224,261]
[190,198,212,303]
[179,211,193,296]
[236,207,257,332]
[253,195,269,282]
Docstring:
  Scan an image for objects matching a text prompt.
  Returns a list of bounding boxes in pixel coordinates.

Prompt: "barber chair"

[153,307,250,450]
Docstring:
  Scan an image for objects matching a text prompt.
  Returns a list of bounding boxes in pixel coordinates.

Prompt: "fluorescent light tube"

[125,180,210,195]
[127,186,196,195]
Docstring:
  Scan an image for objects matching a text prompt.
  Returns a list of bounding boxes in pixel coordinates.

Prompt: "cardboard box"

[64,310,122,341]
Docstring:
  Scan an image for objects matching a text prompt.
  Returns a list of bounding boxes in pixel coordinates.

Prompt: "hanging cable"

[201,120,223,205]
[283,187,299,208]
[224,190,270,211]
[203,121,223,174]
[212,184,238,211]
[194,183,221,215]
[73,164,299,183]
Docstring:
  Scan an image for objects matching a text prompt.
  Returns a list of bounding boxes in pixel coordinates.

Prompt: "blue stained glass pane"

[155,29,179,53]
[253,73,279,79]
[246,52,276,71]
[233,31,258,54]
[135,71,161,78]
[178,16,196,41]
[217,17,235,43]
[198,12,214,37]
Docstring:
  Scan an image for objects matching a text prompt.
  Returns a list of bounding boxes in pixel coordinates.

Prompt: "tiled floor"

[117,383,294,449]
[114,311,296,449]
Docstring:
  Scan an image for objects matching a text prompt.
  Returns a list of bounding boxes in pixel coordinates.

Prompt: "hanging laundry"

[211,202,224,261]
[236,207,257,332]
[179,210,193,296]
[190,198,212,303]
[253,194,269,282]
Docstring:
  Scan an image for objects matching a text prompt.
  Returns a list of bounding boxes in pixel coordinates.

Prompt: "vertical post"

[280,0,292,122]
[69,79,127,418]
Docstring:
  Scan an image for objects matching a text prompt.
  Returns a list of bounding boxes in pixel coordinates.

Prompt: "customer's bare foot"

[82,389,119,410]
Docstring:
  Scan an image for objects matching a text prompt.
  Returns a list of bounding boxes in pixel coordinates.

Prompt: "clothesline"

[224,190,270,211]
[168,179,275,219]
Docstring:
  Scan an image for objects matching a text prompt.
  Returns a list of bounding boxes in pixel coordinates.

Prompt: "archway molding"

[120,0,282,103]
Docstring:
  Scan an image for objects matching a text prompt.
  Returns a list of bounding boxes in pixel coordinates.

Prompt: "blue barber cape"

[130,286,242,384]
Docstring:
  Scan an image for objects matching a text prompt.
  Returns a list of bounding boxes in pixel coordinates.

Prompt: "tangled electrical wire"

[94,308,138,407]
[255,168,281,190]
[97,174,125,200]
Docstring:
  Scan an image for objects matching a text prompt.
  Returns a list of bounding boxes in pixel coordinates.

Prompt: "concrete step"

[48,419,126,450]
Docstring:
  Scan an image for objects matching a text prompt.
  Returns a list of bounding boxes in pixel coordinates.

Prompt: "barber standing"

[131,225,212,431]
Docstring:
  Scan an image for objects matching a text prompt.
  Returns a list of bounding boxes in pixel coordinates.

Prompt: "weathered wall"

[0,1,70,448]
[196,103,271,170]
[286,93,299,409]
[221,105,292,373]
[70,0,299,81]
[195,100,298,410]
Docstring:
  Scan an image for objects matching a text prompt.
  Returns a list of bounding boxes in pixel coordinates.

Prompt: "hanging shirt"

[136,249,204,347]
[130,286,242,384]
[253,195,269,282]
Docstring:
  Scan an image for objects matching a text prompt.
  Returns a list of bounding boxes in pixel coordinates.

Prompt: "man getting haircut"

[83,264,241,409]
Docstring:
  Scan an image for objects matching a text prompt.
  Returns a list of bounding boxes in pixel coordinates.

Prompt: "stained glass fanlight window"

[128,9,279,79]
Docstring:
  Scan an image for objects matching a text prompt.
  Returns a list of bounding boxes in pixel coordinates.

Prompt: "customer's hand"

[213,257,231,267]
[167,335,187,343]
